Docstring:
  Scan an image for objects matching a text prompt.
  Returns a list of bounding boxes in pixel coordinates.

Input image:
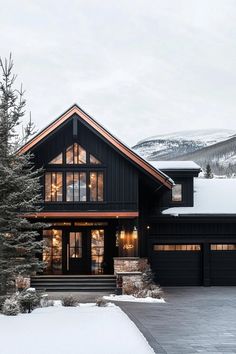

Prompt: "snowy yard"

[104,294,165,303]
[0,302,154,354]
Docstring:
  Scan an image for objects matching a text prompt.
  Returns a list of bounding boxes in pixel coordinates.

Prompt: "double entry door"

[64,228,105,275]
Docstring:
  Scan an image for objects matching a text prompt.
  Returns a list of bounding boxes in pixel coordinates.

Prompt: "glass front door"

[67,231,87,274]
[43,227,107,275]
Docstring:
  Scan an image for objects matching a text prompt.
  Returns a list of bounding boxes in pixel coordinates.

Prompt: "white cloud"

[1,0,236,145]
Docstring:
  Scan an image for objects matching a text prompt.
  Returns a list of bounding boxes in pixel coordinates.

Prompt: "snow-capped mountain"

[133,129,236,161]
[133,129,236,176]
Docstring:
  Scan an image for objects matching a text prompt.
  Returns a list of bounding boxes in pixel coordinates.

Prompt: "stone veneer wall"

[113,257,148,274]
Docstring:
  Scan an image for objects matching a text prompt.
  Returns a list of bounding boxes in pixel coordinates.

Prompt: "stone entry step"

[31,275,116,292]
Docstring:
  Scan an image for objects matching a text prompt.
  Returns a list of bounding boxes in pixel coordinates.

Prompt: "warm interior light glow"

[120,230,125,239]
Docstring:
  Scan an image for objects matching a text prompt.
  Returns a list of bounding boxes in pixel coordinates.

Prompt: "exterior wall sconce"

[133,226,138,239]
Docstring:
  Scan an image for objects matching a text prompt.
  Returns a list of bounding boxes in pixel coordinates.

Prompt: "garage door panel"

[211,250,236,285]
[150,245,202,286]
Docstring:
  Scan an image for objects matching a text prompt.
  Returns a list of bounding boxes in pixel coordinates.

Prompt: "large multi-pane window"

[45,171,104,202]
[45,172,63,201]
[66,172,87,202]
[89,172,104,202]
[45,145,104,202]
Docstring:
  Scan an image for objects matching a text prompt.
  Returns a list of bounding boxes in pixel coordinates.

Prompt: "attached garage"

[210,244,236,286]
[150,244,203,286]
[150,241,236,286]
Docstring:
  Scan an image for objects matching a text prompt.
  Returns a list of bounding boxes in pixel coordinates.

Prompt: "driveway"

[118,287,236,354]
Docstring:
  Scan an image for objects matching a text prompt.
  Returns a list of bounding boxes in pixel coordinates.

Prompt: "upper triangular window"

[49,153,63,164]
[66,143,86,164]
[90,154,101,165]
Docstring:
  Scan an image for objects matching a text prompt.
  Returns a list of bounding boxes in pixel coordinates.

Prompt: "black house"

[19,105,236,287]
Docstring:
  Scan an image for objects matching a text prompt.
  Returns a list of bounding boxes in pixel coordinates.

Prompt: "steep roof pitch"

[18,104,173,189]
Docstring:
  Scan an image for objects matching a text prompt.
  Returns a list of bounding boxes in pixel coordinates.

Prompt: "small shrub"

[61,294,79,307]
[40,294,54,308]
[150,286,163,299]
[2,297,20,316]
[96,297,108,307]
[18,288,41,313]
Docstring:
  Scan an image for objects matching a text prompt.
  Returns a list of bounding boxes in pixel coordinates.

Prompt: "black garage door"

[210,244,236,285]
[151,244,203,286]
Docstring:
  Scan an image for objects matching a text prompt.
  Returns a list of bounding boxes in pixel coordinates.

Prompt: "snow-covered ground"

[0,303,154,354]
[104,294,165,303]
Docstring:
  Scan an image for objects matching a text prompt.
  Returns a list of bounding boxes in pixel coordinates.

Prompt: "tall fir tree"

[204,163,213,179]
[0,55,46,294]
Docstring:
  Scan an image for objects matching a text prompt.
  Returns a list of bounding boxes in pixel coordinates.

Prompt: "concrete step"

[31,275,116,292]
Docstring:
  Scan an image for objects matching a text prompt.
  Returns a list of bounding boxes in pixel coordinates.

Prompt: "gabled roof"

[18,104,173,189]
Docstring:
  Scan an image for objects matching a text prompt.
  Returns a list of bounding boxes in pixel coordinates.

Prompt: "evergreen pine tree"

[0,55,46,294]
[204,163,213,179]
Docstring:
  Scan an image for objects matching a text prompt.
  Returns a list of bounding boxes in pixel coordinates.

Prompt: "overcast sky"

[1,0,236,145]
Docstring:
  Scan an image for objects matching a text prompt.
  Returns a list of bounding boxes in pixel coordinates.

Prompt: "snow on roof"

[149,161,201,171]
[163,178,236,216]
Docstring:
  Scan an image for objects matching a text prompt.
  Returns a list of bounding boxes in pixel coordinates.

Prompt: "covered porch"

[31,211,140,276]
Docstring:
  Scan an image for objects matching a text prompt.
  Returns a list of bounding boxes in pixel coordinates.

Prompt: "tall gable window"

[45,172,63,201]
[89,172,104,201]
[172,184,182,202]
[66,143,86,164]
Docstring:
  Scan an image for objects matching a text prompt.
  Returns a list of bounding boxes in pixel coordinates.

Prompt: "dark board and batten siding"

[32,116,139,212]
[147,217,236,286]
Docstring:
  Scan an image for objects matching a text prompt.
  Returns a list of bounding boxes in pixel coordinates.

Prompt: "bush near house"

[61,294,79,307]
[0,288,50,316]
[123,268,163,299]
[96,297,108,307]
[2,296,21,316]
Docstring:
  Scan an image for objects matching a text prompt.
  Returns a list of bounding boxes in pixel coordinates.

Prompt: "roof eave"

[18,104,173,189]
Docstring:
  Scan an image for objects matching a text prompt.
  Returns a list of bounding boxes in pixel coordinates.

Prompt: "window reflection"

[66,172,87,201]
[43,230,62,274]
[153,244,201,251]
[172,184,182,202]
[91,229,104,274]
[211,244,236,251]
[45,172,63,201]
[66,143,86,164]
[89,172,103,202]
[69,232,82,258]
[49,153,63,164]
[90,154,101,164]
